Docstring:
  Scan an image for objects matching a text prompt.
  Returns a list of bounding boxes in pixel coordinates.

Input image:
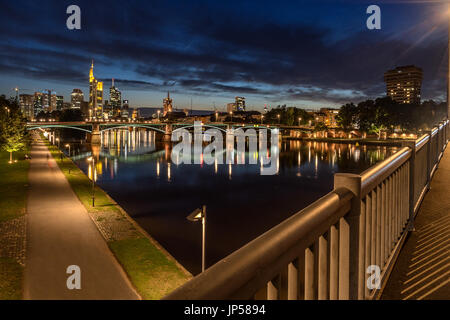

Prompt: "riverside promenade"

[24,133,139,299]
[382,146,450,300]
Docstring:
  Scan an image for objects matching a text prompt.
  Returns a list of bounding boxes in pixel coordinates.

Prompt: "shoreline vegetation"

[41,134,191,300]
[283,136,414,146]
[0,149,29,300]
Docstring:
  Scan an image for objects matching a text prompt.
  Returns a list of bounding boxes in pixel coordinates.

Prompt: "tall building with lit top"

[163,92,173,115]
[384,65,423,104]
[109,78,122,117]
[89,60,103,119]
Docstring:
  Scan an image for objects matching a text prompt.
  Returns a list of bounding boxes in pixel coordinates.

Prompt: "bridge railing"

[163,120,449,300]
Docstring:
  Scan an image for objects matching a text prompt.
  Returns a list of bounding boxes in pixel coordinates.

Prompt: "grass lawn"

[42,136,190,299]
[0,149,29,300]
[0,258,23,300]
[109,238,189,300]
[0,150,29,222]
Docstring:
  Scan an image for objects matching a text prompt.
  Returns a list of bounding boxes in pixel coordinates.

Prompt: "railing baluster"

[267,278,278,300]
[371,189,376,270]
[364,193,371,299]
[380,181,386,267]
[318,235,328,300]
[287,261,298,300]
[338,217,350,300]
[305,246,315,300]
[329,224,339,300]
[376,184,382,270]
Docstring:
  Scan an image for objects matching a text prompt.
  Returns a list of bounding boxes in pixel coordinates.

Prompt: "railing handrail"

[415,134,429,151]
[163,188,353,300]
[163,120,448,301]
[358,147,411,197]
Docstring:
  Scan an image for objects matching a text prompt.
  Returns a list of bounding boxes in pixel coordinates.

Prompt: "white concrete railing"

[164,120,449,300]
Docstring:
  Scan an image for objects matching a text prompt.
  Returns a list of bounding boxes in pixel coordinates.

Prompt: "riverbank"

[41,135,191,299]
[284,136,410,146]
[0,149,29,300]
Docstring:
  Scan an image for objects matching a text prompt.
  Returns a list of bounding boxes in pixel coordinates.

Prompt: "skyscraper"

[56,96,64,111]
[89,60,103,119]
[33,92,44,117]
[163,92,173,115]
[384,65,423,104]
[71,89,84,109]
[109,78,122,117]
[19,94,34,120]
[235,96,246,111]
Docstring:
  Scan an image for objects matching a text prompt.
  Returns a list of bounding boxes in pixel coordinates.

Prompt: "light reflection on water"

[67,128,396,274]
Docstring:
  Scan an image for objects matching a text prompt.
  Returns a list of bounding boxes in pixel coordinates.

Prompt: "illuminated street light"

[87,157,96,207]
[230,111,233,123]
[261,114,264,124]
[187,205,207,272]
[157,110,161,121]
[298,117,302,126]
[65,144,71,157]
[277,114,281,124]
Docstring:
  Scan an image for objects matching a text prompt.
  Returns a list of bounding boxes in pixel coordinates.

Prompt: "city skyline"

[1,1,449,111]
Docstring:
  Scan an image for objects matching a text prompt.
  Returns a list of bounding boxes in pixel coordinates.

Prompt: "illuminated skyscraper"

[19,94,34,120]
[163,92,173,115]
[89,60,103,119]
[71,89,84,109]
[384,65,423,104]
[56,96,64,111]
[235,96,246,111]
[109,78,122,117]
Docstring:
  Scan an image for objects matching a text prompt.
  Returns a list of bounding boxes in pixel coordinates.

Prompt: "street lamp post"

[87,157,96,207]
[298,117,302,126]
[277,114,281,124]
[230,111,233,123]
[157,110,161,121]
[65,144,71,157]
[187,205,206,272]
[261,114,264,124]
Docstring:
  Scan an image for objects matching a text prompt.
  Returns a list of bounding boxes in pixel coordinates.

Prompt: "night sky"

[0,0,448,110]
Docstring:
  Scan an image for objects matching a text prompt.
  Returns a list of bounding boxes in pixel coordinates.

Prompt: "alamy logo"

[171,121,279,175]
[66,265,81,290]
[66,5,81,30]
[366,265,381,290]
[366,5,381,30]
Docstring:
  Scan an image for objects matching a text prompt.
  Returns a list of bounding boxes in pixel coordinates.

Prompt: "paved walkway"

[382,145,450,300]
[24,133,139,299]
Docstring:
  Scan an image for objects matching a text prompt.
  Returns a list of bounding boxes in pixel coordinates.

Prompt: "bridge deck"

[382,146,450,300]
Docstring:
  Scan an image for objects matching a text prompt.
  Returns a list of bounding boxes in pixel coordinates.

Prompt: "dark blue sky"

[0,0,448,110]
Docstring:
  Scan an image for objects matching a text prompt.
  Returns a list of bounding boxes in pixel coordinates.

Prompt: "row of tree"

[336,97,447,136]
[0,95,29,162]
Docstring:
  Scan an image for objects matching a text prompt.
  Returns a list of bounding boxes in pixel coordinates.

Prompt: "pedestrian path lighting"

[87,157,96,207]
[65,144,71,157]
[187,205,206,272]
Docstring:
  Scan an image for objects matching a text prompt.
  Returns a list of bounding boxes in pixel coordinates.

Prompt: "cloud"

[0,0,447,106]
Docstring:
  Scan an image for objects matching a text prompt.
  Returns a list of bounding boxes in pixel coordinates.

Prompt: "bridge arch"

[99,124,166,134]
[172,124,228,134]
[26,125,92,133]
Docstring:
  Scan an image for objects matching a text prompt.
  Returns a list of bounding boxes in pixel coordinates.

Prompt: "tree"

[0,101,28,162]
[337,103,357,131]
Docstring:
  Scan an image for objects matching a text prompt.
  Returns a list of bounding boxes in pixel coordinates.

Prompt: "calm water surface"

[62,129,396,274]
